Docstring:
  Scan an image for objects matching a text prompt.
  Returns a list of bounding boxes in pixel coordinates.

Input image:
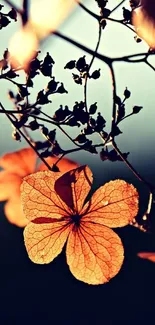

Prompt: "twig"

[112,140,155,191]
[75,1,99,20]
[53,31,112,65]
[109,63,117,131]
[110,0,126,14]
[0,103,53,171]
[84,24,102,112]
[4,0,22,14]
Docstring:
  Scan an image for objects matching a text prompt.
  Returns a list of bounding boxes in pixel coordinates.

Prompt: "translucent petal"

[21,171,72,221]
[66,221,124,285]
[24,219,72,264]
[81,180,139,228]
[55,165,93,213]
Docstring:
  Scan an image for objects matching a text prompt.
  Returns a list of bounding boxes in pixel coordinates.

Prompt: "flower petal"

[38,156,79,172]
[21,171,72,221]
[54,165,93,213]
[4,197,28,227]
[0,171,21,201]
[66,221,124,285]
[82,180,139,228]
[24,219,72,264]
[0,148,37,177]
[138,252,155,262]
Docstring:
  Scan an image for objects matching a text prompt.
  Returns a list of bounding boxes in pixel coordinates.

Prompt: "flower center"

[71,214,81,226]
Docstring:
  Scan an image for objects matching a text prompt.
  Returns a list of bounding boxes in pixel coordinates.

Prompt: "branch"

[53,31,112,65]
[22,0,29,25]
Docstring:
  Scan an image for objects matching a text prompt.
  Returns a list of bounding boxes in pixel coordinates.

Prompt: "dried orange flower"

[132,0,155,48]
[0,148,78,227]
[138,252,155,262]
[21,165,139,285]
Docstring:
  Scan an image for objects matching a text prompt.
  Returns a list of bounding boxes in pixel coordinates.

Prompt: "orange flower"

[21,165,139,285]
[0,148,79,227]
[138,252,155,262]
[132,0,155,48]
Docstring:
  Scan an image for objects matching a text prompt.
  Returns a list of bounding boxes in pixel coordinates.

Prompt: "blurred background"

[0,0,155,323]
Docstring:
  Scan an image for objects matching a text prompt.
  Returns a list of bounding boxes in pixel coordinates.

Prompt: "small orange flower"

[0,148,79,227]
[21,165,139,285]
[138,252,155,262]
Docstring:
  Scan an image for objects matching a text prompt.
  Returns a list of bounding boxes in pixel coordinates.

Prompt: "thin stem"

[112,140,155,190]
[115,51,155,63]
[145,60,155,72]
[131,192,153,232]
[106,17,136,33]
[110,0,126,14]
[57,124,81,148]
[109,63,117,131]
[76,1,99,20]
[117,112,133,124]
[84,24,102,112]
[53,31,112,65]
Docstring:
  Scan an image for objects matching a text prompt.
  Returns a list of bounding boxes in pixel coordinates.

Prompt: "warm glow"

[9,0,77,69]
[133,5,155,49]
[9,23,38,68]
[30,0,76,39]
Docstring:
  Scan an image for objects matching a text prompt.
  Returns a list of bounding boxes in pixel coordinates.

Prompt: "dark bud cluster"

[122,7,132,23]
[74,133,88,144]
[90,69,101,80]
[29,120,39,131]
[72,101,89,125]
[132,106,143,114]
[40,52,55,77]
[115,89,143,128]
[95,0,111,17]
[100,148,129,162]
[134,35,142,43]
[64,56,88,86]
[65,56,101,85]
[53,105,71,122]
[64,60,76,70]
[124,87,131,99]
[40,127,62,157]
[12,130,21,141]
[0,6,17,30]
[8,8,17,21]
[37,90,50,105]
